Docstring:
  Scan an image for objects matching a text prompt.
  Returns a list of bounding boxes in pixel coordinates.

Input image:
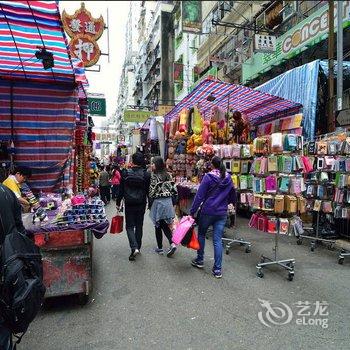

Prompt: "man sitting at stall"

[3,166,32,210]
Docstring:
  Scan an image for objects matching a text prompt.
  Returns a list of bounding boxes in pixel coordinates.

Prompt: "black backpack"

[123,168,146,205]
[0,228,46,343]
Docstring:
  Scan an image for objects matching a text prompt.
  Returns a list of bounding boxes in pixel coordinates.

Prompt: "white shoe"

[133,249,140,256]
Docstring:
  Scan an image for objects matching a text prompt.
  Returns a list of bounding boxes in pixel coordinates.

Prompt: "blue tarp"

[256,60,320,140]
[256,60,350,140]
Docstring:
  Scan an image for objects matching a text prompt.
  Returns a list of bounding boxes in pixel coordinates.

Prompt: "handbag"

[172,216,195,245]
[110,214,123,234]
[187,229,200,250]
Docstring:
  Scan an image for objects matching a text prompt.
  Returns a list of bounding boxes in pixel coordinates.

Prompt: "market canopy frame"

[164,78,302,125]
[0,0,75,84]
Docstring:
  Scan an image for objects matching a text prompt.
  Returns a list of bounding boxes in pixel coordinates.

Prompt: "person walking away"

[0,184,27,349]
[190,156,236,278]
[116,153,150,261]
[3,166,32,210]
[111,165,121,200]
[99,166,111,205]
[149,156,177,257]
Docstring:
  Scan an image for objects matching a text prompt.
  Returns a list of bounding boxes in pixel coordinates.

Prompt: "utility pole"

[337,0,343,112]
[328,0,335,132]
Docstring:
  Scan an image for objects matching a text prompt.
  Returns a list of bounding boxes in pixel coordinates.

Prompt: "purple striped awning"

[0,1,75,84]
[165,78,302,125]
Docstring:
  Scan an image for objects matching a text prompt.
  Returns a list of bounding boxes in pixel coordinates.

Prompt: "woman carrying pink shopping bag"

[190,156,237,279]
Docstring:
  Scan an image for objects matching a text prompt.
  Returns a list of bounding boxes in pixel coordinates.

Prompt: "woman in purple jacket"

[190,156,236,278]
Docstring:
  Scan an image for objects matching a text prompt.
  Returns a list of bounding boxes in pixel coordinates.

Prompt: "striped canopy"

[0,1,75,84]
[165,78,302,125]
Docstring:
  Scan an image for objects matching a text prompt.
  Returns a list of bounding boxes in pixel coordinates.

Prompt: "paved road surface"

[23,205,350,350]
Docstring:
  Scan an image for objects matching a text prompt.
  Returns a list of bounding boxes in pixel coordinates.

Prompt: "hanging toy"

[192,106,203,135]
[178,108,189,135]
[202,120,214,144]
[169,116,179,139]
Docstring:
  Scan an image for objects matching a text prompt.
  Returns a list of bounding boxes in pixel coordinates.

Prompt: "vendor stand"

[0,1,109,301]
[164,78,304,277]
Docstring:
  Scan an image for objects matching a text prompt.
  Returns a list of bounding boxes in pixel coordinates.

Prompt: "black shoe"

[129,250,136,261]
[167,244,177,257]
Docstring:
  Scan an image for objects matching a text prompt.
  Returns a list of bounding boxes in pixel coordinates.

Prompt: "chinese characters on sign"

[62,2,105,67]
[254,34,277,53]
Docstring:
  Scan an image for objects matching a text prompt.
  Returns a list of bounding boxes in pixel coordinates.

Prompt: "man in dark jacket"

[116,153,150,261]
[0,184,27,349]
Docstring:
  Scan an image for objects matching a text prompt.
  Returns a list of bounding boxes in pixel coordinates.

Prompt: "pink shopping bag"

[172,216,195,245]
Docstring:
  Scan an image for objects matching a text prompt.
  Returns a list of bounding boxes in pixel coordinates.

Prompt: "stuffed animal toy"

[167,142,176,159]
[192,106,203,135]
[210,121,218,143]
[169,117,179,139]
[176,140,187,154]
[193,134,203,147]
[202,120,210,144]
[178,108,189,135]
[166,158,173,172]
[186,136,196,154]
[227,110,251,143]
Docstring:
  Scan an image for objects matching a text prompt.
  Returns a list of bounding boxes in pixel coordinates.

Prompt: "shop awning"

[165,78,302,125]
[0,1,75,84]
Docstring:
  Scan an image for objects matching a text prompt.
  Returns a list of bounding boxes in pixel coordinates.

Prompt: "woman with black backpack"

[149,156,178,257]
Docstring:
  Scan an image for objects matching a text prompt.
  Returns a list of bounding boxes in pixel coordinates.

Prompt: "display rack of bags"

[216,143,253,254]
[248,133,305,281]
[301,132,350,263]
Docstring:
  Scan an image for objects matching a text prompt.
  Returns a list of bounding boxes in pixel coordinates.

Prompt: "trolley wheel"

[245,246,251,253]
[338,257,344,265]
[310,243,315,252]
[287,272,294,281]
[77,293,89,306]
[257,270,264,278]
[225,249,230,255]
[297,239,302,245]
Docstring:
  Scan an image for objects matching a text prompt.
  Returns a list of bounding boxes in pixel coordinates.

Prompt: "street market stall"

[0,1,109,301]
[164,78,304,277]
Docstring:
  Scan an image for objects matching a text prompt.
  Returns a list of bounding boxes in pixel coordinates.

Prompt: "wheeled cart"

[338,250,350,265]
[33,229,93,304]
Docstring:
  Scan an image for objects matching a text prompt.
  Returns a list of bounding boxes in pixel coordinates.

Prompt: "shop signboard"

[88,96,106,116]
[124,110,153,123]
[243,1,350,83]
[62,2,105,67]
[336,108,350,127]
[254,34,277,53]
[181,1,202,34]
[155,105,173,116]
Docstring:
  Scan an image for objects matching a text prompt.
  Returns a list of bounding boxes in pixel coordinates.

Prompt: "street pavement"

[23,205,350,350]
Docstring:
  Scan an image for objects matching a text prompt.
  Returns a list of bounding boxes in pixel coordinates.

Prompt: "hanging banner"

[181,1,202,34]
[62,2,105,67]
[124,110,153,123]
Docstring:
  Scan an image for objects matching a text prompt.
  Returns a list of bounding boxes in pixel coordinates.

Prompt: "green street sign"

[123,109,153,123]
[88,97,106,117]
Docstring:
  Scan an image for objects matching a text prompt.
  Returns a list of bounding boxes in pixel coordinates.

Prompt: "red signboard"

[62,2,105,67]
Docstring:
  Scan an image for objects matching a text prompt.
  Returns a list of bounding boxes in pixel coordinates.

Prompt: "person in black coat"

[116,153,150,261]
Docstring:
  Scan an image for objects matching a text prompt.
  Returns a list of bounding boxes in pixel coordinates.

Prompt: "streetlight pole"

[337,0,343,112]
[327,0,335,132]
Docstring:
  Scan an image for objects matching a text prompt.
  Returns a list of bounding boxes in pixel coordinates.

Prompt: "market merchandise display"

[299,134,350,249]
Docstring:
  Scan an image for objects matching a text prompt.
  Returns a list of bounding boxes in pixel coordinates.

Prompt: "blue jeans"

[197,214,227,271]
[0,323,11,350]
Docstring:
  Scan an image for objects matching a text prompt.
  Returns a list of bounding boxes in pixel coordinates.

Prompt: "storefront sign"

[182,1,202,34]
[336,108,350,127]
[88,96,106,116]
[254,34,277,53]
[124,110,153,123]
[62,2,105,67]
[243,1,350,83]
[155,105,173,116]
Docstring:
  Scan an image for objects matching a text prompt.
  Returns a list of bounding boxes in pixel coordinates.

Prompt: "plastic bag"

[110,214,123,234]
[172,216,195,245]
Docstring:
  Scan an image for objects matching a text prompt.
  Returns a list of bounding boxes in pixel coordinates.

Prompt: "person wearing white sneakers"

[149,156,178,257]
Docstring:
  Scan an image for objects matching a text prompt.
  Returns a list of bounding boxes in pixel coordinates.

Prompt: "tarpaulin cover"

[256,60,320,140]
[164,78,302,125]
[0,80,77,191]
[0,0,75,84]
